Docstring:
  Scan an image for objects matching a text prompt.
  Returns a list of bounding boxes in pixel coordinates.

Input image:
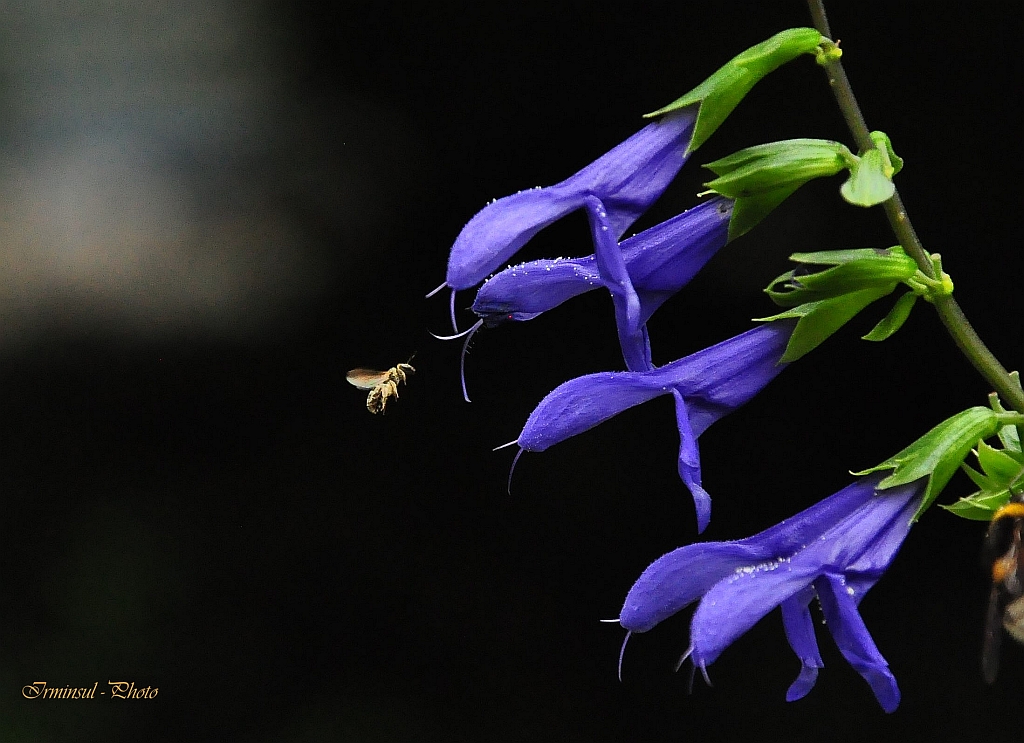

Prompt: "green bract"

[840,132,904,207]
[765,247,918,306]
[703,139,853,239]
[855,407,1002,521]
[757,247,920,362]
[645,28,825,153]
[862,292,918,342]
[944,394,1024,520]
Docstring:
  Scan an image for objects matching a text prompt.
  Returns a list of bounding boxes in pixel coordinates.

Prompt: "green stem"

[806,0,1024,414]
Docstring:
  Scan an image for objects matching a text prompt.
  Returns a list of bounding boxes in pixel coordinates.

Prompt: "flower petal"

[620,476,905,636]
[517,323,790,452]
[584,195,647,371]
[790,481,921,580]
[780,585,823,701]
[446,187,585,291]
[841,483,921,579]
[469,196,732,331]
[570,108,697,237]
[816,573,901,713]
[445,109,697,290]
[624,197,732,295]
[689,559,821,667]
[673,389,710,532]
[658,322,793,437]
[620,541,791,633]
[471,258,604,323]
[517,322,793,497]
[517,372,663,452]
[728,473,881,560]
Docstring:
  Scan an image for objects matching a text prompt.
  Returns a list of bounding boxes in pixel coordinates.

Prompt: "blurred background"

[0,1,1020,740]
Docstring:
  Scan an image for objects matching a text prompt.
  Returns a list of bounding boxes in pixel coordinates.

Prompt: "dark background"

[0,2,1021,741]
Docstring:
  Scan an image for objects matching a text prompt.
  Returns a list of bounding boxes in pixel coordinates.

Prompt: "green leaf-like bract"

[841,149,895,206]
[726,186,800,240]
[765,246,917,307]
[704,139,850,195]
[645,28,824,153]
[757,287,892,362]
[855,407,1001,521]
[704,139,851,238]
[943,487,1017,520]
[757,246,921,359]
[976,440,1023,481]
[839,132,903,207]
[998,420,1021,452]
[870,131,904,176]
[941,435,1024,520]
[862,291,918,341]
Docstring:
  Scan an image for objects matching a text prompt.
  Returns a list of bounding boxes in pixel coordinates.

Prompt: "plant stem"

[806,0,1024,414]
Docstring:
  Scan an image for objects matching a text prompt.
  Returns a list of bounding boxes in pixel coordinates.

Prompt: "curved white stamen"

[506,447,525,494]
[457,319,484,402]
[429,319,484,403]
[674,645,693,673]
[492,440,519,451]
[449,289,458,333]
[425,281,447,299]
[429,324,478,341]
[617,630,632,682]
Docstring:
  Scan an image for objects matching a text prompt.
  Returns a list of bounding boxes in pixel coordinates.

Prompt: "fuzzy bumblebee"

[981,491,1024,683]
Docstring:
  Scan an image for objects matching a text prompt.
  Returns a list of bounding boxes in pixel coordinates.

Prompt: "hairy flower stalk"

[512,322,794,532]
[618,475,924,712]
[433,108,697,328]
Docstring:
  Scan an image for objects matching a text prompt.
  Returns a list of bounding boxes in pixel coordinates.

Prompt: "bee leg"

[366,387,385,414]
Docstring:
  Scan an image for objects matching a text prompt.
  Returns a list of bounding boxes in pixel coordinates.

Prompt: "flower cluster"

[619,475,922,712]
[439,108,796,530]
[436,34,928,710]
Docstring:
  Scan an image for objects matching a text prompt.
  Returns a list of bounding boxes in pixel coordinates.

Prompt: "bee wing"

[346,368,389,389]
[982,584,1004,684]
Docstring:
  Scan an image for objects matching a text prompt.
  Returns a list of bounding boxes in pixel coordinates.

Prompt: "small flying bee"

[346,357,415,414]
[981,487,1024,683]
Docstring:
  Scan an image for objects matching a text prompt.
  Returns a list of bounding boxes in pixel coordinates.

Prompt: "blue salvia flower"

[618,474,924,713]
[471,197,733,372]
[510,321,793,532]
[433,108,698,324]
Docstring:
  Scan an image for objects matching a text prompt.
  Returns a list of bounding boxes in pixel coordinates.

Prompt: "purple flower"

[440,108,698,297]
[512,322,793,532]
[471,197,733,371]
[619,475,924,713]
